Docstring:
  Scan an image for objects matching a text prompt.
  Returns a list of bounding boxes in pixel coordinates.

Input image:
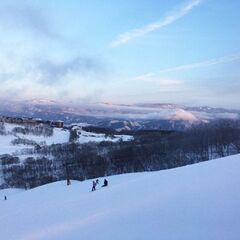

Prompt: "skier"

[92,180,96,191]
[67,179,71,186]
[4,195,7,200]
[96,179,99,185]
[102,179,108,187]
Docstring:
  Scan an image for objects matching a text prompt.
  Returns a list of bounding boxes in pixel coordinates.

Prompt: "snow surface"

[77,130,133,144]
[0,134,26,155]
[0,123,133,157]
[1,154,240,240]
[16,128,70,146]
[0,124,70,156]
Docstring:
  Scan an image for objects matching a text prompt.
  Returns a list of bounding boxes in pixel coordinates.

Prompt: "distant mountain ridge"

[0,99,239,131]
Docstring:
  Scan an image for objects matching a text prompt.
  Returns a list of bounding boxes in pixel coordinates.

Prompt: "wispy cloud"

[110,0,202,47]
[131,73,183,86]
[132,73,156,81]
[132,53,240,86]
[158,53,240,73]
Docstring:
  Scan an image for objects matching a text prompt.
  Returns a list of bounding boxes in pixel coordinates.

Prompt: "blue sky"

[0,0,239,108]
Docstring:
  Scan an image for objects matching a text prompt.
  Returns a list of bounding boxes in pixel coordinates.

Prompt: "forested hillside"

[1,119,239,189]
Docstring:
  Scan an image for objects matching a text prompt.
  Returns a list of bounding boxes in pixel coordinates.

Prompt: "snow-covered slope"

[0,123,70,156]
[75,128,133,144]
[1,154,240,240]
[0,123,133,157]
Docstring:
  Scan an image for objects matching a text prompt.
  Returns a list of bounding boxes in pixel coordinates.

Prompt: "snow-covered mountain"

[0,99,239,130]
[1,154,240,240]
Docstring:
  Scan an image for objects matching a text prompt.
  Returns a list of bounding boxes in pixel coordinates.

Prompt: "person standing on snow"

[96,179,99,185]
[92,180,96,191]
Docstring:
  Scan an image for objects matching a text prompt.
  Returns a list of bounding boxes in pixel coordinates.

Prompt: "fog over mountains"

[1,99,239,131]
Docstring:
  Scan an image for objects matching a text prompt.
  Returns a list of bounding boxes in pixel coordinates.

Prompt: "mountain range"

[0,99,239,131]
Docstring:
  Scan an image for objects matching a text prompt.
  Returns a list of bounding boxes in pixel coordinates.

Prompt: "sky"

[0,0,239,108]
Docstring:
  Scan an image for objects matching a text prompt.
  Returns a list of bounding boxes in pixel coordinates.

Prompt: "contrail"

[158,53,240,73]
[110,0,202,47]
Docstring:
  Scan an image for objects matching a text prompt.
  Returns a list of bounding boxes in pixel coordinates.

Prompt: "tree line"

[1,119,240,189]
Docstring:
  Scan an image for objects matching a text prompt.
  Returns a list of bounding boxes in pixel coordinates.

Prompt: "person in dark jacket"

[96,179,99,185]
[92,180,96,191]
[102,179,108,187]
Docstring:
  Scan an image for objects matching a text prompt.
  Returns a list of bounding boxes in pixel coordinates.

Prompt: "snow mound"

[1,154,240,240]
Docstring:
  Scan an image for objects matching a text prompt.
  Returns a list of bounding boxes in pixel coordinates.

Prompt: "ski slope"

[1,154,240,240]
[0,123,70,156]
[77,129,133,144]
[0,123,133,157]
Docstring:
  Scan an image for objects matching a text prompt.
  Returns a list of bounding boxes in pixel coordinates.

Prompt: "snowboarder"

[4,195,7,200]
[102,179,108,187]
[92,180,96,191]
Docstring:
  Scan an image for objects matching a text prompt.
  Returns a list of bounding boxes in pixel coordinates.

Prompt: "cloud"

[129,53,240,108]
[0,1,58,39]
[0,0,108,103]
[158,53,240,73]
[0,53,108,102]
[110,0,202,47]
[131,73,183,86]
[131,53,240,82]
[37,57,105,84]
[132,73,156,81]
